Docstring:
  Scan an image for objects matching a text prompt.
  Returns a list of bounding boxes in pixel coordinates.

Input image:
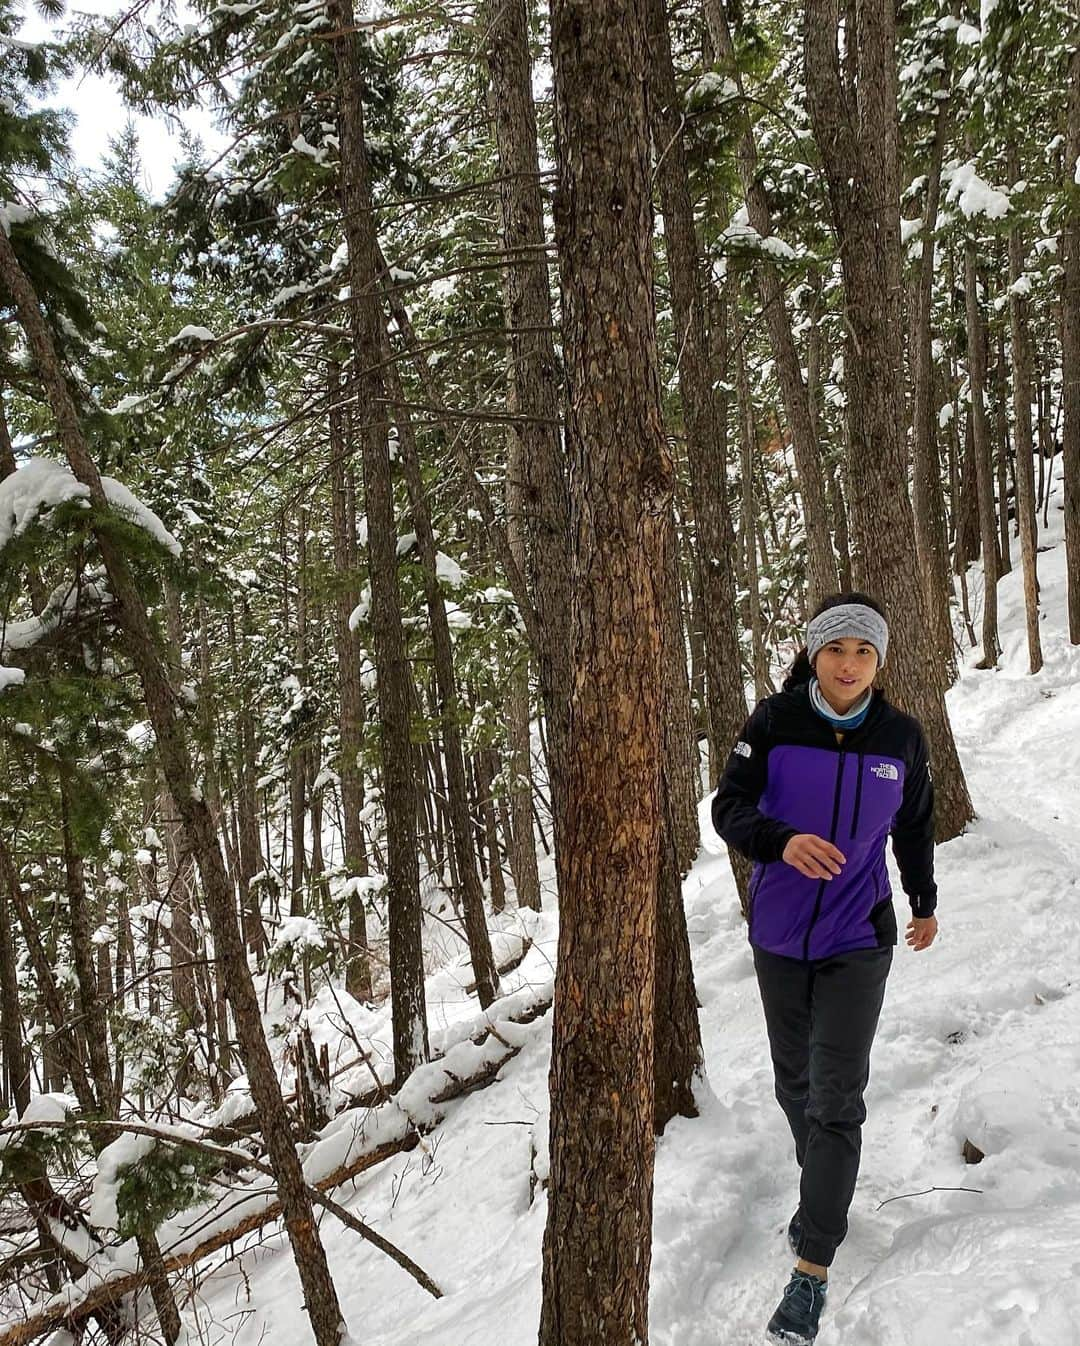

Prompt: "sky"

[16,0,228,199]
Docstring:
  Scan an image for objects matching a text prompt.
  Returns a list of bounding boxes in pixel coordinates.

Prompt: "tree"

[328,0,430,1082]
[1064,0,1080,641]
[804,0,974,840]
[539,0,671,1339]
[0,227,349,1346]
[480,0,572,863]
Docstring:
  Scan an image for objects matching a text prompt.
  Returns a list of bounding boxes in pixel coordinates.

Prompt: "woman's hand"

[782,834,846,880]
[906,915,938,951]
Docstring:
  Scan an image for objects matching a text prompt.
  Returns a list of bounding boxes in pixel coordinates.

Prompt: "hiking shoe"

[786,1209,802,1257]
[767,1268,828,1343]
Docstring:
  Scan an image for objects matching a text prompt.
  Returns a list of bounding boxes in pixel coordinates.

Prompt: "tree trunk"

[328,364,374,1001]
[963,240,1001,667]
[500,377,543,912]
[660,506,701,874]
[1064,1,1080,641]
[329,0,429,1084]
[804,0,974,840]
[481,0,573,856]
[0,879,29,1116]
[0,226,348,1346]
[478,747,507,914]
[539,0,670,1338]
[735,298,769,699]
[1007,144,1043,674]
[646,0,747,796]
[385,347,500,1007]
[703,0,838,608]
[162,784,201,1096]
[910,78,957,682]
[993,324,1013,575]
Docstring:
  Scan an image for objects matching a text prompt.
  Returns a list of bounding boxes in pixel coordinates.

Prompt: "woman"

[712,593,939,1344]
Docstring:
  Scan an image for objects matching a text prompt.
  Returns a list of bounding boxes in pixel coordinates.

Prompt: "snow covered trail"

[194,492,1080,1346]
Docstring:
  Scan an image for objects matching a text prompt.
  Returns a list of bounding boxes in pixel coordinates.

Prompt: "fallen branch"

[204,937,537,1143]
[875,1185,983,1210]
[0,1119,442,1302]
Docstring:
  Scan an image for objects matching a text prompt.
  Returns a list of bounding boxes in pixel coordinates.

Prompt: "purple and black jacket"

[712,683,937,962]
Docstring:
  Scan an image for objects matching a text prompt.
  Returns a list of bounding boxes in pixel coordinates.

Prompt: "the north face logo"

[871,762,899,781]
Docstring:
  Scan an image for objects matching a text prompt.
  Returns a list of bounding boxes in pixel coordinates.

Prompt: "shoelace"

[783,1272,825,1313]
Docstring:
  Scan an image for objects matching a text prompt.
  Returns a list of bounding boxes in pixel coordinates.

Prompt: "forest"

[1,0,1078,1343]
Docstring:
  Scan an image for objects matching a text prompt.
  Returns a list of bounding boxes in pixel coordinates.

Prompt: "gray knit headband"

[806,603,889,667]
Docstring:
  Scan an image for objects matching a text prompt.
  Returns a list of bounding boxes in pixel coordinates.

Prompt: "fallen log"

[203,937,536,1144]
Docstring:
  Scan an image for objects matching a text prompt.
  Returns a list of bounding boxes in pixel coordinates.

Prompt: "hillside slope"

[202,483,1080,1346]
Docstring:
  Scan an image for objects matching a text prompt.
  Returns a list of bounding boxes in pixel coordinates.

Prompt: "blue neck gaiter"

[809,677,872,732]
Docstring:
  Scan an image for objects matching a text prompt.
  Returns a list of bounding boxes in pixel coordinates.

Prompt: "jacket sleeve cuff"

[762,824,798,865]
[909,893,937,919]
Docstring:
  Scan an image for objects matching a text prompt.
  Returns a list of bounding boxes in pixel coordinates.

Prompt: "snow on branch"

[718,206,801,262]
[0,458,181,559]
[945,161,1011,221]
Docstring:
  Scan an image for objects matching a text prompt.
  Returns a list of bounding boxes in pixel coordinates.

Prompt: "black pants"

[753,943,892,1268]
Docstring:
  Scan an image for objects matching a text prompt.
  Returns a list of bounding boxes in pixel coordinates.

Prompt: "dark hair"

[782,591,887,691]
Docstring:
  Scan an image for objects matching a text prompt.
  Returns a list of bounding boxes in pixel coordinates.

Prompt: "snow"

[900,217,922,244]
[0,457,91,549]
[90,1131,160,1230]
[100,475,183,558]
[0,665,25,691]
[12,475,1080,1346]
[0,457,181,557]
[291,134,328,164]
[271,916,326,953]
[0,200,35,236]
[945,161,1011,221]
[133,467,1080,1346]
[0,1093,76,1151]
[718,206,799,262]
[19,1093,74,1126]
[435,552,466,588]
[685,72,739,105]
[955,22,981,44]
[167,324,216,345]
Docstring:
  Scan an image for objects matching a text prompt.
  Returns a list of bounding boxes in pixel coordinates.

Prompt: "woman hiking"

[711,593,939,1344]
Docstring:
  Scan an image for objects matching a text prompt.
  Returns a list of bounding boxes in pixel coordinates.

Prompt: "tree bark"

[1064,2,1080,641]
[384,346,500,1007]
[329,0,429,1084]
[646,0,748,798]
[539,0,670,1337]
[328,362,374,1001]
[500,378,544,911]
[910,77,957,682]
[963,239,1001,667]
[0,879,28,1115]
[1007,144,1043,674]
[735,297,769,699]
[480,0,572,850]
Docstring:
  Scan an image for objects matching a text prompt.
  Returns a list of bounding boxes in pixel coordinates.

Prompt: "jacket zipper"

[850,752,865,840]
[803,749,846,960]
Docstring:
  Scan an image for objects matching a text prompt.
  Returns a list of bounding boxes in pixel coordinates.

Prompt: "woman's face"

[813,637,879,712]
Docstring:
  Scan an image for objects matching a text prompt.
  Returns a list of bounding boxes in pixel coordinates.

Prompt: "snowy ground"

[185,482,1080,1346]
